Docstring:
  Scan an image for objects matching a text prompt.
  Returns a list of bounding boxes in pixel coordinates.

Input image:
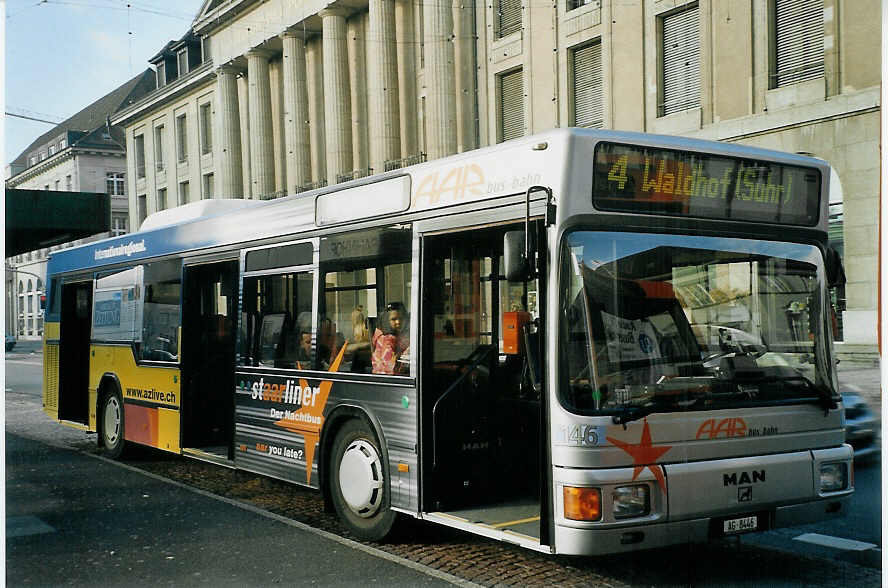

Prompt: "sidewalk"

[6,433,455,587]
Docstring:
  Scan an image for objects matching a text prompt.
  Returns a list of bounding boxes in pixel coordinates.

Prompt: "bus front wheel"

[100,389,126,459]
[330,419,396,541]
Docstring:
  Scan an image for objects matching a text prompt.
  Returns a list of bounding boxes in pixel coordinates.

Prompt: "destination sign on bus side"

[592,142,821,226]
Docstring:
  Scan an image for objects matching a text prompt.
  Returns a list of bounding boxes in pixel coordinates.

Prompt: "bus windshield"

[559,231,836,418]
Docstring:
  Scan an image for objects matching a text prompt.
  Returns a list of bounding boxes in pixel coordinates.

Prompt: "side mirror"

[504,231,530,282]
[825,246,845,288]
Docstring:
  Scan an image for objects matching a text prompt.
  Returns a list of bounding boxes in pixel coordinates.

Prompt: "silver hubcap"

[103,396,121,447]
[338,439,384,518]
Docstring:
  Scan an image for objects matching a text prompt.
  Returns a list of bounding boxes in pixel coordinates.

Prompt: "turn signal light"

[563,486,602,521]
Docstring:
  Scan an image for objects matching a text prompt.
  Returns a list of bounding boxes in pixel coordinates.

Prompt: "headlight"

[612,485,650,519]
[819,462,848,492]
[563,486,601,521]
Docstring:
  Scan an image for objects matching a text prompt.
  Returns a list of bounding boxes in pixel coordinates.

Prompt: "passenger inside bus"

[346,306,372,373]
[371,302,410,375]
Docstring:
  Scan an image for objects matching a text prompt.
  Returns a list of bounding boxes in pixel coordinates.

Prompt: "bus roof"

[46,128,830,277]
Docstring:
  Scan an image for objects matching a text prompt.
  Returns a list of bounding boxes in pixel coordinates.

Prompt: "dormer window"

[60,138,67,149]
[29,156,36,166]
[157,62,166,88]
[201,36,211,62]
[49,145,55,156]
[39,151,46,161]
[178,49,188,76]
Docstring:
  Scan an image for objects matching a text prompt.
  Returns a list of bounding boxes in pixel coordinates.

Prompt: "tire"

[329,419,397,541]
[100,389,126,459]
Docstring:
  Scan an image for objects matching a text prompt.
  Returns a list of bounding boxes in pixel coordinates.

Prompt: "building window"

[570,40,604,128]
[199,103,213,155]
[567,0,595,11]
[138,194,147,227]
[106,172,125,196]
[66,175,72,190]
[176,114,188,164]
[49,145,55,156]
[202,173,214,199]
[134,134,146,178]
[154,125,165,171]
[497,68,524,143]
[54,180,60,190]
[59,138,67,149]
[44,185,50,191]
[156,62,166,88]
[157,188,168,211]
[179,181,189,206]
[39,151,46,161]
[496,0,522,39]
[177,49,188,76]
[29,156,36,166]
[659,4,700,117]
[201,36,211,62]
[111,213,129,236]
[772,0,824,88]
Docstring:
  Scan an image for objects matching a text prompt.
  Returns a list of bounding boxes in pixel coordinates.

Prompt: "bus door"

[58,279,93,425]
[421,221,544,541]
[180,259,239,459]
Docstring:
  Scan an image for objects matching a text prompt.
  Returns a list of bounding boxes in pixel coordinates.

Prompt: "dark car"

[5,334,15,352]
[843,388,880,460]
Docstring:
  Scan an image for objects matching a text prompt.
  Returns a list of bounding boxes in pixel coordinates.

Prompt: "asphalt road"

[5,345,883,585]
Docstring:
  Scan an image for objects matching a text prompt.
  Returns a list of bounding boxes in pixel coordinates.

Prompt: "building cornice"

[111,61,216,128]
[193,0,259,36]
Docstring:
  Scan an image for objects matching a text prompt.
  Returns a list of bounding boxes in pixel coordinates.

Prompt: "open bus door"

[180,260,239,461]
[58,280,92,425]
[420,220,548,551]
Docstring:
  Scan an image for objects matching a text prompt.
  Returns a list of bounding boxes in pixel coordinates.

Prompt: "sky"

[4,0,206,167]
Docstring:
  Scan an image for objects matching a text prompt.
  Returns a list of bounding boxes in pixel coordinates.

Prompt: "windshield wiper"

[748,374,838,415]
[612,404,659,427]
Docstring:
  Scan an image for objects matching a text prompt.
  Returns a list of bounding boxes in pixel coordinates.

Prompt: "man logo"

[724,470,766,486]
[738,486,752,502]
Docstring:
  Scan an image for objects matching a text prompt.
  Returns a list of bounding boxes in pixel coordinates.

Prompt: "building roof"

[9,69,157,167]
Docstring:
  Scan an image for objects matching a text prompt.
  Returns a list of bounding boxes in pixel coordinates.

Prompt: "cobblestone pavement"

[110,447,880,587]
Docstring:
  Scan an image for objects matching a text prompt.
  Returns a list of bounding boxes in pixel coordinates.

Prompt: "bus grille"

[44,344,59,411]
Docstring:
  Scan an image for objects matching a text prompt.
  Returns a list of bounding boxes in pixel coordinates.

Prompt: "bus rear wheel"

[100,389,126,459]
[330,419,396,541]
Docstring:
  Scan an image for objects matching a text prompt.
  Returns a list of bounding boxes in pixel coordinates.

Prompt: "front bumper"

[553,495,851,555]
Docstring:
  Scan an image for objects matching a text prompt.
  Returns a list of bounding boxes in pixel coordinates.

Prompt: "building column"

[395,0,418,159]
[237,73,252,198]
[281,30,312,193]
[424,0,457,160]
[368,0,401,172]
[453,0,477,153]
[215,65,244,198]
[348,14,369,174]
[320,7,353,184]
[246,48,275,199]
[305,37,327,184]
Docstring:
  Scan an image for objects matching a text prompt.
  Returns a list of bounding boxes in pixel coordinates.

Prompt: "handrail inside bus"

[431,344,496,469]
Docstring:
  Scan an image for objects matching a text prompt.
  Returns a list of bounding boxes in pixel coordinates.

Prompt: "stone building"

[110,0,880,350]
[5,70,155,339]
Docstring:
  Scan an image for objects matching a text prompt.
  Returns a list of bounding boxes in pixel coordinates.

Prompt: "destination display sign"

[592,142,821,226]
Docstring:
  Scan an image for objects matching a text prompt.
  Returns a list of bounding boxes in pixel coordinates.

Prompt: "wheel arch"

[318,403,390,512]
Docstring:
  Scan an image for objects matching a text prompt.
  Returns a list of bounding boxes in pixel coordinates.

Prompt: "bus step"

[182,447,234,468]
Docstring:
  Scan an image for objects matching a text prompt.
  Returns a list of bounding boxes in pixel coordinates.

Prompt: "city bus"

[42,128,852,555]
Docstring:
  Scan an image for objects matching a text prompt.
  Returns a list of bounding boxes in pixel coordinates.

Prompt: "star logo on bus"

[606,419,672,493]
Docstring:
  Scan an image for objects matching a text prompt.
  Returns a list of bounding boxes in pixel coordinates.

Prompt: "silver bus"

[43,128,851,554]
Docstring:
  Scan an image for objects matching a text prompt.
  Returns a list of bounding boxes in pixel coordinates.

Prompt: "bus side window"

[319,225,412,375]
[240,272,313,369]
[140,260,181,362]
